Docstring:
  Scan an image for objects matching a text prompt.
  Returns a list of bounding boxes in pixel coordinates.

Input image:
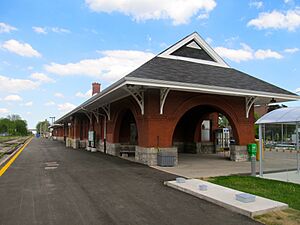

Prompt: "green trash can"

[247,143,257,158]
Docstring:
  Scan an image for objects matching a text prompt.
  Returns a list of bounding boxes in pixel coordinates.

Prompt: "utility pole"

[49,117,55,125]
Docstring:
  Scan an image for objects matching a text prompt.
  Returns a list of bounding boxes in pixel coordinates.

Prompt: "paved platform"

[262,170,300,184]
[165,179,288,218]
[0,138,260,225]
[153,152,299,178]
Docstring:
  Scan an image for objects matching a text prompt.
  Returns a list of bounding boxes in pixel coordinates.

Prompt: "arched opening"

[117,109,138,156]
[172,105,238,156]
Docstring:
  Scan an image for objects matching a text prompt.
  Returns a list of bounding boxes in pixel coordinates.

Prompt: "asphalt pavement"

[0,138,261,225]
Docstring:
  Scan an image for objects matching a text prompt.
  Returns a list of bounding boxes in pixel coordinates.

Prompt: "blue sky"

[0,0,300,128]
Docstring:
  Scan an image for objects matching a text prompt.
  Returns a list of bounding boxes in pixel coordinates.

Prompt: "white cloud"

[32,26,70,34]
[45,50,155,82]
[214,44,253,63]
[249,1,263,9]
[58,102,76,112]
[76,89,92,98]
[30,72,55,83]
[197,13,209,20]
[295,87,300,93]
[4,95,22,101]
[85,0,217,25]
[284,0,293,4]
[54,92,64,98]
[2,39,41,57]
[205,37,213,44]
[0,108,9,114]
[32,26,47,34]
[0,75,39,93]
[23,101,33,106]
[214,44,283,62]
[0,22,17,33]
[247,8,300,31]
[284,48,299,53]
[44,101,55,106]
[51,27,70,33]
[254,49,283,59]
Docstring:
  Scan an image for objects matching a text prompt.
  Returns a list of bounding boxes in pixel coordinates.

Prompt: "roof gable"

[158,32,229,68]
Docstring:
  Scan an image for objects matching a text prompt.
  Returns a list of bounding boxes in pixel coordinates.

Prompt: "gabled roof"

[126,57,295,96]
[126,32,296,96]
[56,32,299,123]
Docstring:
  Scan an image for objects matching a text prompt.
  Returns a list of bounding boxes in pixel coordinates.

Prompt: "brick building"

[51,32,299,166]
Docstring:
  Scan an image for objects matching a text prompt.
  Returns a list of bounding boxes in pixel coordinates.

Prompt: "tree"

[15,120,28,135]
[36,120,50,135]
[0,115,28,136]
[7,114,21,121]
[218,114,230,128]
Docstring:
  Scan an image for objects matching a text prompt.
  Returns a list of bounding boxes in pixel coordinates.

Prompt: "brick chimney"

[92,82,101,95]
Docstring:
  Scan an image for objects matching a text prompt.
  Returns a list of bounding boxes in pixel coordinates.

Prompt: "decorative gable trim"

[158,32,230,68]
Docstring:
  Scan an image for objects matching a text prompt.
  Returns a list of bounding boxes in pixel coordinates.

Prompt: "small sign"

[88,131,95,142]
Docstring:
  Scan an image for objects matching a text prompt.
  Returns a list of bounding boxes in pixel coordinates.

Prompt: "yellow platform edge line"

[0,137,33,177]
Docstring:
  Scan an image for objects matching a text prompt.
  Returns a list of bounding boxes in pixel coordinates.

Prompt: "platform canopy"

[255,107,300,177]
[256,107,300,124]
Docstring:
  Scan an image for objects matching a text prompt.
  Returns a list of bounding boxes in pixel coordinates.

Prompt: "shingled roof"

[126,56,296,96]
[56,32,299,123]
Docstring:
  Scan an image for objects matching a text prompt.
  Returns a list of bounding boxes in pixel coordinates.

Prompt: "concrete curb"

[165,179,288,218]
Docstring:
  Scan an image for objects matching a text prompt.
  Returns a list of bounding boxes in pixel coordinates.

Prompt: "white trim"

[246,96,257,118]
[158,32,229,68]
[56,79,126,123]
[124,77,300,101]
[101,104,111,121]
[159,54,229,68]
[124,85,145,115]
[92,109,99,123]
[160,88,170,114]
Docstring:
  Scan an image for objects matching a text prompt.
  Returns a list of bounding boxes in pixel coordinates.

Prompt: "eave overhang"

[56,77,300,123]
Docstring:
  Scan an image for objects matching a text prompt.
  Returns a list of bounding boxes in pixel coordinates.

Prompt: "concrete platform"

[153,152,299,178]
[165,179,288,218]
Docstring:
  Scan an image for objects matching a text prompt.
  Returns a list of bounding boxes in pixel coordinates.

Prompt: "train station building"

[51,32,299,166]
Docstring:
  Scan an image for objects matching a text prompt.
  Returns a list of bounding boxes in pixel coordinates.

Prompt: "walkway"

[0,138,260,225]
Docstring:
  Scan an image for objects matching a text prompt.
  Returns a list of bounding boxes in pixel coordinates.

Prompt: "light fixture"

[270,98,276,104]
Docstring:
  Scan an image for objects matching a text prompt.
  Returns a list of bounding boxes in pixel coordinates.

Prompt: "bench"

[119,145,135,156]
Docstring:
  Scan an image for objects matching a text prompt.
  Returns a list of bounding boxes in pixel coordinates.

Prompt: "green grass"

[208,176,300,210]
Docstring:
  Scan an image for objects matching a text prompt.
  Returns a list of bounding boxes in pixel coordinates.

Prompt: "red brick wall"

[107,90,254,147]
[63,89,254,148]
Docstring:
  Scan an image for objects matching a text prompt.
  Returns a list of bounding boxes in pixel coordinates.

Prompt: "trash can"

[247,143,257,158]
[157,151,176,167]
[255,139,264,161]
